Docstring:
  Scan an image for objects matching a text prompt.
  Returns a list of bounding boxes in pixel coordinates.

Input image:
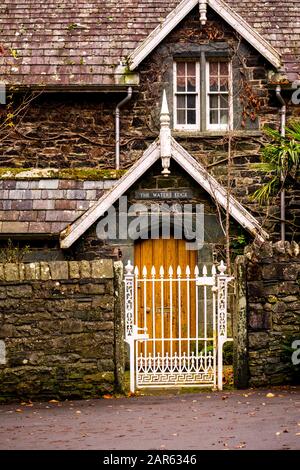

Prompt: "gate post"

[124,260,135,393]
[217,261,233,391]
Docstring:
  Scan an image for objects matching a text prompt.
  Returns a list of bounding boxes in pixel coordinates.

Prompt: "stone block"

[278,281,298,295]
[80,283,105,295]
[4,263,19,281]
[80,261,91,278]
[282,264,299,280]
[91,259,113,279]
[0,264,4,281]
[40,262,51,281]
[25,263,40,280]
[248,331,270,350]
[7,285,33,298]
[262,264,280,280]
[19,263,25,281]
[0,287,6,299]
[69,261,80,279]
[49,262,69,280]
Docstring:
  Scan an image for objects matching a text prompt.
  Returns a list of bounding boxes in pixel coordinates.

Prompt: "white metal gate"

[124,260,233,392]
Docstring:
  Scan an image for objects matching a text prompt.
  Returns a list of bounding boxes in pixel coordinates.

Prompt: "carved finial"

[160,89,171,176]
[217,260,227,274]
[199,0,207,26]
[125,260,134,275]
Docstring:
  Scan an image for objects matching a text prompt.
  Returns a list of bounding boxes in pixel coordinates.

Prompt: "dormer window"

[207,61,230,130]
[173,58,232,132]
[174,61,200,130]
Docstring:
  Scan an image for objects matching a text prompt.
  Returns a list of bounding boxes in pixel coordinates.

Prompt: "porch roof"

[60,136,269,249]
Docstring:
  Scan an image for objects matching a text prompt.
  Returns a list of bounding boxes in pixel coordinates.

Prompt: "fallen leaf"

[15,409,23,413]
[103,394,113,399]
[295,433,300,436]
[49,399,59,403]
[283,429,289,433]
[236,442,246,449]
[276,432,281,436]
[266,393,275,398]
[243,394,249,398]
[222,396,228,400]
[75,410,81,414]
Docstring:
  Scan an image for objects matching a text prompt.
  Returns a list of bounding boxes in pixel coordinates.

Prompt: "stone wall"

[0,259,124,402]
[234,241,300,387]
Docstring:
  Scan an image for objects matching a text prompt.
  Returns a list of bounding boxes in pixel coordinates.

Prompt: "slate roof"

[0,179,114,235]
[0,0,299,86]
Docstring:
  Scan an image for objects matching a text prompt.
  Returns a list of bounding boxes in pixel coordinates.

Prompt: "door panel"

[134,238,197,356]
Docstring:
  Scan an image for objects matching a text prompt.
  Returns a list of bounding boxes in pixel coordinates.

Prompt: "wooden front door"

[134,238,197,356]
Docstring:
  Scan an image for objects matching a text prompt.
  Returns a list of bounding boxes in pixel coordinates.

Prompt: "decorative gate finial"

[160,89,171,176]
[199,0,207,25]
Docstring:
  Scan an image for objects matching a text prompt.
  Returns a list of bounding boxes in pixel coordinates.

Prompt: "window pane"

[220,62,228,75]
[177,62,185,76]
[210,76,218,92]
[177,75,186,92]
[220,77,228,91]
[220,94,228,108]
[187,76,196,92]
[177,109,186,124]
[187,109,196,125]
[209,95,218,109]
[210,110,218,124]
[177,95,186,109]
[187,62,196,76]
[210,62,218,75]
[187,95,196,109]
[220,109,228,124]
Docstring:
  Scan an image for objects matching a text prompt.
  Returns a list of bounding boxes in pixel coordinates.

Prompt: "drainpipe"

[115,87,133,170]
[275,85,286,242]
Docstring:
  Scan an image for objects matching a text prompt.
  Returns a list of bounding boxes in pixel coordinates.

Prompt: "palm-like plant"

[253,121,300,203]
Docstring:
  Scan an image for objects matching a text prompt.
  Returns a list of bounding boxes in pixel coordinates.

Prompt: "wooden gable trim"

[60,141,161,249]
[171,138,269,242]
[127,0,281,71]
[60,138,268,249]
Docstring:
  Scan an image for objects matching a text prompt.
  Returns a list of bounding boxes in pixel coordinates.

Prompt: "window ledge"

[172,130,262,139]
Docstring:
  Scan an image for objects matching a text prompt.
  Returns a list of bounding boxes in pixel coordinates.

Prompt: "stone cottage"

[0,0,299,400]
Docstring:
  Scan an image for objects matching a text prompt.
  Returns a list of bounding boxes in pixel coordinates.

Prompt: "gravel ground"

[0,387,299,450]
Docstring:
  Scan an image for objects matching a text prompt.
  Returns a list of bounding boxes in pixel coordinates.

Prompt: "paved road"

[0,387,299,450]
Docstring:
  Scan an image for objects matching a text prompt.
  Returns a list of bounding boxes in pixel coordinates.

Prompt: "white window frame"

[173,61,200,131]
[206,60,233,131]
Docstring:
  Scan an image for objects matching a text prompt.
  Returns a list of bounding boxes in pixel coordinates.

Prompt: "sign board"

[135,190,193,200]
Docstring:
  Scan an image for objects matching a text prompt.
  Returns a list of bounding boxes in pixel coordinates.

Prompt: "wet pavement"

[0,387,299,450]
